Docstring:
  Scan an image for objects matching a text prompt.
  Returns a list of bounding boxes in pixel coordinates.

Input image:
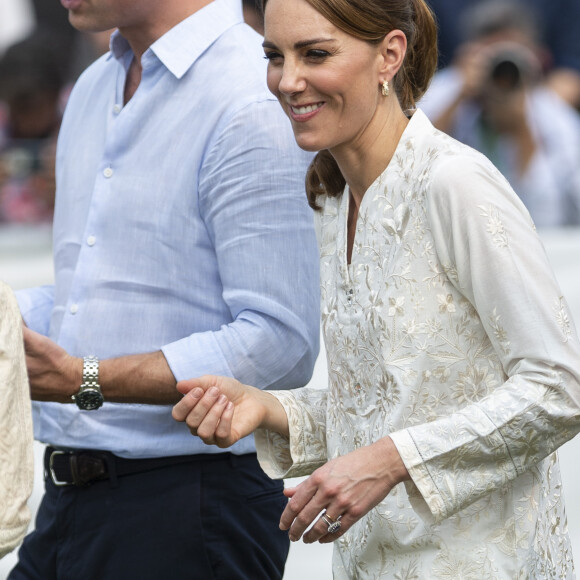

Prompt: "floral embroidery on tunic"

[255,110,580,579]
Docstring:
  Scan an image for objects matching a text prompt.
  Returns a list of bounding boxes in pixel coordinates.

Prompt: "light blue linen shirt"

[17,0,320,458]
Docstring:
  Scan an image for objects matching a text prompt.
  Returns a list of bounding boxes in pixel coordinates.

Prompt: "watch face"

[76,388,104,411]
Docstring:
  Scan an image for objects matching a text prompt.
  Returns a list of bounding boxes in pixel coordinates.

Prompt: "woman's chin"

[293,135,327,153]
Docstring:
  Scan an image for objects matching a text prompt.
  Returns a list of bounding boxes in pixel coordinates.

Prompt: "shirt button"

[70,304,79,314]
[103,167,113,178]
[113,104,121,114]
[87,236,96,246]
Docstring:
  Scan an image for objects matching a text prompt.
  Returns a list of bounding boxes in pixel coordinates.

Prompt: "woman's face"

[263,0,385,154]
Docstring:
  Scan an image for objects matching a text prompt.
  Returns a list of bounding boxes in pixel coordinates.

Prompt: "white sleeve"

[0,282,34,557]
[390,153,580,522]
[255,387,328,479]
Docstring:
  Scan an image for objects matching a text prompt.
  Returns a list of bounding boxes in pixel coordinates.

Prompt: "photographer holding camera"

[420,0,580,227]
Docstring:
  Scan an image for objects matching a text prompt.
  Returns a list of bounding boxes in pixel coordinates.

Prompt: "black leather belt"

[45,446,232,488]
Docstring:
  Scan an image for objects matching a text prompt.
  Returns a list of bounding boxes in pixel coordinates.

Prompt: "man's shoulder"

[202,24,268,87]
[190,25,276,116]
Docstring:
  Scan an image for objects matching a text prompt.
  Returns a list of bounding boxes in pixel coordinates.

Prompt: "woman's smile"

[288,101,326,121]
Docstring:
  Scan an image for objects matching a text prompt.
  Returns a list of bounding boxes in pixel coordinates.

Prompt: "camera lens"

[490,58,522,90]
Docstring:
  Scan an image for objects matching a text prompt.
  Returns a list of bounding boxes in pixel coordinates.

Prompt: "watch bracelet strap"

[82,355,100,388]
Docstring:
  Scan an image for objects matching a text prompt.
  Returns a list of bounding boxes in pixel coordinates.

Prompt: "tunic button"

[70,304,79,314]
[346,288,354,304]
[103,167,113,178]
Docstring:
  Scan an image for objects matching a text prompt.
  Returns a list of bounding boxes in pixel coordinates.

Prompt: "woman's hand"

[281,437,410,544]
[172,375,288,447]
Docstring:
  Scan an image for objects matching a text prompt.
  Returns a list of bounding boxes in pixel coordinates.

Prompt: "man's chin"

[60,0,84,12]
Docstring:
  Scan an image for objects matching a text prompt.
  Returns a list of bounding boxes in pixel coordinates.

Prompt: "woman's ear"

[378,29,407,83]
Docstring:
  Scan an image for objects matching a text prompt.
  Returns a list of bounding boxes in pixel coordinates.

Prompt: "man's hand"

[23,326,81,402]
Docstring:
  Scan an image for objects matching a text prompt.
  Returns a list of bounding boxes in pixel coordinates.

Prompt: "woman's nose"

[278,63,307,95]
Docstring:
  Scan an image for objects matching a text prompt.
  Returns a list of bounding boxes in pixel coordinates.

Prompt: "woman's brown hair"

[262,0,438,209]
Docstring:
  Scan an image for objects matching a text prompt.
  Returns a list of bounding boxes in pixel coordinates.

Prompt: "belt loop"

[104,453,119,488]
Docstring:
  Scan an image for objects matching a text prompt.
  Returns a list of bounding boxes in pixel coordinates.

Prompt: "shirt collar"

[109,0,243,79]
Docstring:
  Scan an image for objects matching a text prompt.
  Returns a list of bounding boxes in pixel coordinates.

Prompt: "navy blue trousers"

[9,452,289,580]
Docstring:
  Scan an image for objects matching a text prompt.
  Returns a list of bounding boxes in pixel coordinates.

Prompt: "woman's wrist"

[374,436,411,487]
[255,389,290,438]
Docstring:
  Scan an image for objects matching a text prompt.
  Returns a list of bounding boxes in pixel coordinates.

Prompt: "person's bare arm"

[24,326,178,405]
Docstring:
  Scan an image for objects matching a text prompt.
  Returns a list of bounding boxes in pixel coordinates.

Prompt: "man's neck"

[119,0,216,104]
[124,57,142,104]
[120,0,215,61]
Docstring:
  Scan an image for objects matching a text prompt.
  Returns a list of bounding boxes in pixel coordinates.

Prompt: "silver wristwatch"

[72,356,104,410]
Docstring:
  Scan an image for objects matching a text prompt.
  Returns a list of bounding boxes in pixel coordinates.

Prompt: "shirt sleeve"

[161,99,320,390]
[15,284,55,336]
[390,152,580,523]
[0,282,34,558]
[255,387,329,479]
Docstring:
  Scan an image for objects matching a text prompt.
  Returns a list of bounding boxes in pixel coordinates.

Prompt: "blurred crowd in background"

[0,0,111,225]
[0,0,579,228]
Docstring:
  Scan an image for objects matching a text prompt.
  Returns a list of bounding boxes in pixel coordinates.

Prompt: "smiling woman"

[262,0,436,211]
[262,7,398,155]
[172,0,580,578]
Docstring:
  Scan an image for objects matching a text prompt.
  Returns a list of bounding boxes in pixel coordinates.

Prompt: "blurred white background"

[0,0,34,55]
[0,224,579,579]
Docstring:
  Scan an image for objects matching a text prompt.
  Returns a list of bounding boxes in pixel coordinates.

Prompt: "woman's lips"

[288,102,325,121]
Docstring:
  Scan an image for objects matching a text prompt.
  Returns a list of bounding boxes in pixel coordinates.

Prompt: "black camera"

[487,44,540,90]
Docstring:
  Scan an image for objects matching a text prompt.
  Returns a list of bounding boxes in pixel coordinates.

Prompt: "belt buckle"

[48,449,72,487]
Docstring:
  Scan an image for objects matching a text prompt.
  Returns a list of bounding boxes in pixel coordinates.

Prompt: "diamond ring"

[321,512,343,534]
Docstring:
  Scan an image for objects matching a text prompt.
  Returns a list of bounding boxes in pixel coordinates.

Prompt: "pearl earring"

[381,80,390,97]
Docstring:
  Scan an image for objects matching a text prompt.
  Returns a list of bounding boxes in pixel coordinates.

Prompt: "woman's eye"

[306,49,330,59]
[264,51,282,62]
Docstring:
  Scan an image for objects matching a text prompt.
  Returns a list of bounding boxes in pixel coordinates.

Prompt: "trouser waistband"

[44,446,245,488]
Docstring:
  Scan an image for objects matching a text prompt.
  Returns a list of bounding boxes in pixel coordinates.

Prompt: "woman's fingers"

[194,394,233,446]
[172,387,204,422]
[172,384,238,446]
[281,483,349,543]
[304,510,348,544]
[213,401,235,447]
[184,387,226,437]
[280,480,328,541]
[280,441,404,544]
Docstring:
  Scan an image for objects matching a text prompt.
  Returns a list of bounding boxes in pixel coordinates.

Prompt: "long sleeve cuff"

[255,390,327,479]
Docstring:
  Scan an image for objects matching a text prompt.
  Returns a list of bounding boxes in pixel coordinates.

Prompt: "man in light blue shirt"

[11,0,320,578]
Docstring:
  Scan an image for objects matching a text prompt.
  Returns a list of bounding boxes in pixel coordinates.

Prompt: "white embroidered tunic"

[255,110,580,579]
[0,281,33,558]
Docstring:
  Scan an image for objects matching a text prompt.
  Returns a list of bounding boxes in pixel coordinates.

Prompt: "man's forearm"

[99,350,179,404]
